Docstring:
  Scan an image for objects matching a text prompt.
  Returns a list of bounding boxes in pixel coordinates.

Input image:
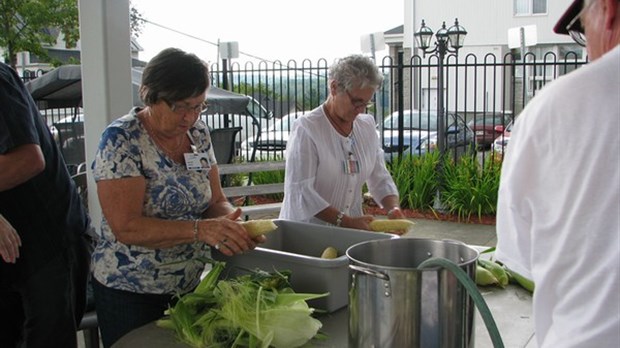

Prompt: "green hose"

[418,257,505,348]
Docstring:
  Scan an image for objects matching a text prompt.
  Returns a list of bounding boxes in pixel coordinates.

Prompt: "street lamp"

[415,18,467,211]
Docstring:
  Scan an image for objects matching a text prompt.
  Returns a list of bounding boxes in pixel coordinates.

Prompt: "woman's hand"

[387,207,406,219]
[197,217,261,256]
[223,207,244,222]
[224,208,268,245]
[341,214,374,231]
[0,214,21,263]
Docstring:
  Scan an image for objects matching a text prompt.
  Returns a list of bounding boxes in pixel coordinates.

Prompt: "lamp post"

[414,18,467,210]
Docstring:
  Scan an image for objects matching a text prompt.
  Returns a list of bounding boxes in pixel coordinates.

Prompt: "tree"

[0,0,145,69]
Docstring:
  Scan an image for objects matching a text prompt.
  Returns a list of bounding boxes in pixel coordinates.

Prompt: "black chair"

[210,127,242,186]
[78,311,99,348]
[54,121,85,175]
[71,163,88,211]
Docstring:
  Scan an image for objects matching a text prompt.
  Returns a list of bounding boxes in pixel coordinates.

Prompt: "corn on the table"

[240,219,278,237]
[369,219,415,233]
[475,265,499,286]
[320,246,338,259]
[478,258,509,288]
[507,268,535,293]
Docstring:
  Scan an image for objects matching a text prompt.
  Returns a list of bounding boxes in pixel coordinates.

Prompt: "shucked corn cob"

[240,219,278,237]
[369,219,415,233]
[320,246,338,259]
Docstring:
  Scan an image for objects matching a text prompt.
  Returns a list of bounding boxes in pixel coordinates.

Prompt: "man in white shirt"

[495,0,620,347]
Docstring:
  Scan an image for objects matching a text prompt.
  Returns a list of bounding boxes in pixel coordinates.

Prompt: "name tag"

[343,158,360,174]
[185,152,211,171]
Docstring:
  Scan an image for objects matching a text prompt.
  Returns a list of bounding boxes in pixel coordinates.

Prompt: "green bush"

[440,154,502,222]
[387,152,440,211]
[250,169,285,201]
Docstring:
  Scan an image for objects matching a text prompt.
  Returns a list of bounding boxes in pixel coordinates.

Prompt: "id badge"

[184,152,211,171]
[343,158,360,175]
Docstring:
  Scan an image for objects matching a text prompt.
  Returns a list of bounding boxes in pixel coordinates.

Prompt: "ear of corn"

[240,219,278,237]
[369,219,415,233]
[475,265,499,286]
[320,246,338,259]
[507,268,535,293]
[478,259,509,288]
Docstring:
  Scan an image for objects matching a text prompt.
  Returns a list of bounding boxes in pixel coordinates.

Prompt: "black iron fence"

[24,50,586,169]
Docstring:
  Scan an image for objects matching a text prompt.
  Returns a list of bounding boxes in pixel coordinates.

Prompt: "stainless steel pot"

[346,238,479,348]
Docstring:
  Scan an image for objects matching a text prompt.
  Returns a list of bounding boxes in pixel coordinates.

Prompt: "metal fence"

[24,50,586,169]
[205,50,586,162]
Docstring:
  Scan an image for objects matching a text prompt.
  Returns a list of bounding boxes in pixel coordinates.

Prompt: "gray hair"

[328,54,383,91]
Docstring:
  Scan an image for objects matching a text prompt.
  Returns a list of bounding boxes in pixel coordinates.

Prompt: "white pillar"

[78,0,133,232]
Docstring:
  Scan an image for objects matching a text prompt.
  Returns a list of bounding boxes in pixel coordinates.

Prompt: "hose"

[418,257,505,348]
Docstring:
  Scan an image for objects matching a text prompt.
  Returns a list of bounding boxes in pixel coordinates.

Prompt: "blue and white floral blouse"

[91,107,217,295]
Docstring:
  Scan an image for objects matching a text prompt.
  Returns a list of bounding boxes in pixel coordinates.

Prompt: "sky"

[130,0,405,65]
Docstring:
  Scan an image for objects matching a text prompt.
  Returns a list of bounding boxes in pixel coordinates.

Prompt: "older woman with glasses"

[90,47,264,347]
[495,1,620,347]
[279,54,406,231]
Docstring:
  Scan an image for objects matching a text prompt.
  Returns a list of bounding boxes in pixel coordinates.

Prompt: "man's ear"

[603,0,619,30]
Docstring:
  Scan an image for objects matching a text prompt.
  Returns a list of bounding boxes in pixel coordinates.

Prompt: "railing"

[23,51,587,169]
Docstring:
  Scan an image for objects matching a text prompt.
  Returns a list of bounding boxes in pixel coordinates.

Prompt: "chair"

[54,120,85,174]
[71,163,88,211]
[78,311,99,348]
[210,127,242,186]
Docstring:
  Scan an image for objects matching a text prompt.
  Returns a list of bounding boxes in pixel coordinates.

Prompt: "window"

[514,0,547,15]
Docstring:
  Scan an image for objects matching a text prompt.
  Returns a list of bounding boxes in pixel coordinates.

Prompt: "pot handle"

[349,264,390,281]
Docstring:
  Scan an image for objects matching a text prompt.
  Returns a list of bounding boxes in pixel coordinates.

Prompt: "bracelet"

[335,211,345,227]
[387,207,401,216]
[193,219,199,243]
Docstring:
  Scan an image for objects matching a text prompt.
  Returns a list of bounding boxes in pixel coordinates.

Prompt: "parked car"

[491,121,512,156]
[467,112,513,150]
[381,110,475,163]
[240,111,307,161]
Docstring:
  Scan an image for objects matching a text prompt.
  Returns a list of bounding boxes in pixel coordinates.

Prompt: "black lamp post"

[415,18,467,210]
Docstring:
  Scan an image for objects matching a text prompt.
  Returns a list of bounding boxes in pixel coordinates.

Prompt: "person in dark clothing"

[0,62,92,348]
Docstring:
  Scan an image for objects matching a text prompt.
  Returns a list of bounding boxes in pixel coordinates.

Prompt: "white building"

[384,0,585,114]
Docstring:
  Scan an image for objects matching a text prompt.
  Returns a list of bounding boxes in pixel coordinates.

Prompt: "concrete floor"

[402,217,497,247]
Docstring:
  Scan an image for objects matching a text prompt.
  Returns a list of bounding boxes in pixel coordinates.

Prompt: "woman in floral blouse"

[90,48,264,347]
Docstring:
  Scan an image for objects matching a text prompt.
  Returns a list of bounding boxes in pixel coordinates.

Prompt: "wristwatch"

[335,211,345,226]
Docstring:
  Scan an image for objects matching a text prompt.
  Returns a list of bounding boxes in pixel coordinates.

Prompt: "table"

[113,282,535,348]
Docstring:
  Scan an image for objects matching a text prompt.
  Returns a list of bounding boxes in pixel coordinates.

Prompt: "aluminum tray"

[212,219,398,312]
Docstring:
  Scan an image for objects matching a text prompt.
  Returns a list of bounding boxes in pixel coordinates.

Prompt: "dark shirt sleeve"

[0,64,41,155]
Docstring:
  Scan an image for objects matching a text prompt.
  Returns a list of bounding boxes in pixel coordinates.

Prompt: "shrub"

[250,169,285,201]
[388,152,440,211]
[441,153,502,222]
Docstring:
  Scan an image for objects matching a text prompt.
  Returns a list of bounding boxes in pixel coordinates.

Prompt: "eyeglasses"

[566,0,597,47]
[169,101,209,115]
[345,90,374,109]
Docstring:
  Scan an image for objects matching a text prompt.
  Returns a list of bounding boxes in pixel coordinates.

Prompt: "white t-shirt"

[495,46,620,347]
[279,105,398,224]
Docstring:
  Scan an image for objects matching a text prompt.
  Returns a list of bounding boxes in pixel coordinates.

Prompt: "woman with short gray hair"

[280,54,406,231]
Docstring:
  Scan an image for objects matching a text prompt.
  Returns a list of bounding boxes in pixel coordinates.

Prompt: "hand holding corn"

[239,219,278,238]
[368,219,415,235]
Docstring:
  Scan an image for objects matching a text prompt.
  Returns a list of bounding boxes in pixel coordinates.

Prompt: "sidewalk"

[404,218,497,247]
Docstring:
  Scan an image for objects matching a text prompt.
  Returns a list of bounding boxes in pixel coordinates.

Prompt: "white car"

[241,111,307,161]
[491,121,512,156]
